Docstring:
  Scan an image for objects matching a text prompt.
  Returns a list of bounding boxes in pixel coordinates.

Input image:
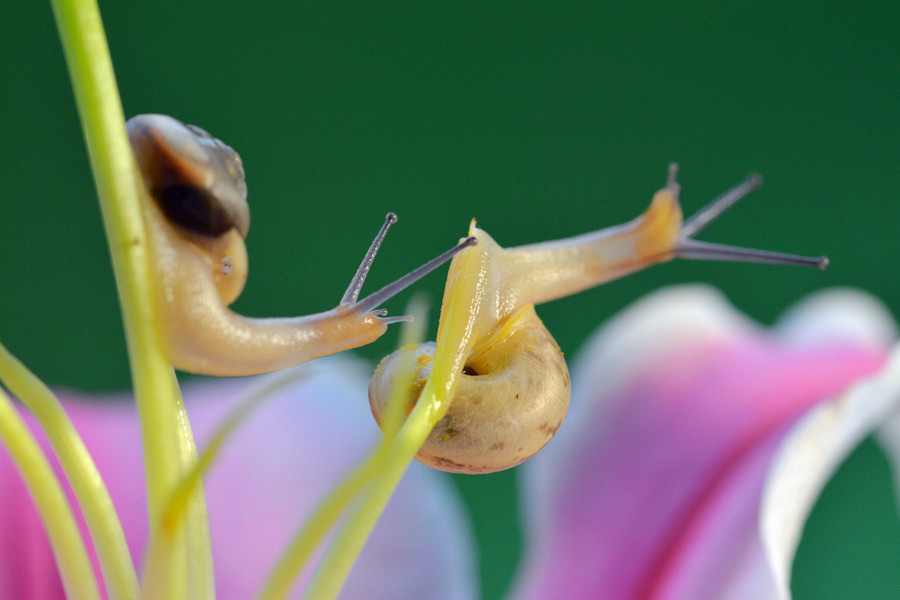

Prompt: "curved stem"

[0,343,139,600]
[0,387,100,600]
[257,450,382,600]
[300,286,470,599]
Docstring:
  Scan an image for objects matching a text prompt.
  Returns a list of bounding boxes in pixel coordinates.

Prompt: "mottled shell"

[369,305,570,474]
[128,113,251,309]
[128,114,249,239]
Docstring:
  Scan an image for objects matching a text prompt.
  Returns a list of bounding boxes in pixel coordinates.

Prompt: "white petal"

[776,288,897,350]
[761,346,900,600]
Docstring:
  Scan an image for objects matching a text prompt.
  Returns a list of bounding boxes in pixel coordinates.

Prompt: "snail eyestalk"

[674,166,828,270]
[354,236,478,315]
[679,171,762,238]
[341,213,398,305]
[676,239,829,269]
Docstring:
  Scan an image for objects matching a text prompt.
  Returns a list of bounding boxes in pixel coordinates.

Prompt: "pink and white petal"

[0,357,476,600]
[511,286,890,600]
[762,347,900,600]
[521,286,757,525]
[775,288,897,351]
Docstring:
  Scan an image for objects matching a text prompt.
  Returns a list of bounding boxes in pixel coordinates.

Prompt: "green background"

[1,3,899,598]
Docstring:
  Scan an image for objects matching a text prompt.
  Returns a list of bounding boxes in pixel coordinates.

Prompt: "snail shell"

[369,305,569,474]
[128,114,251,311]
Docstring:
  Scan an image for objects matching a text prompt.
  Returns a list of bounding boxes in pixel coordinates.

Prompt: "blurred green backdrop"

[1,3,899,598]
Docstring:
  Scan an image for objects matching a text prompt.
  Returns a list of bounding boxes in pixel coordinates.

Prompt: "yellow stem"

[259,300,430,600]
[0,387,100,600]
[0,343,139,599]
[256,451,379,600]
[298,299,447,600]
[298,390,442,600]
[49,0,214,596]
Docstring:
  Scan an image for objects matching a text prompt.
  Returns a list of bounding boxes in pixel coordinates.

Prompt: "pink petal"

[0,357,476,599]
[511,286,890,600]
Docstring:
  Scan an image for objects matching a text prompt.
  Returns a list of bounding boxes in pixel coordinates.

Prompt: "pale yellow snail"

[127,114,474,376]
[369,164,827,474]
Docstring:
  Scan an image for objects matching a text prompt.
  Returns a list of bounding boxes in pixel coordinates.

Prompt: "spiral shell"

[369,306,569,474]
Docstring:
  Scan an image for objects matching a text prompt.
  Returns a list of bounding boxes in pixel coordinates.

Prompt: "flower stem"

[0,343,139,600]
[297,239,481,599]
[145,368,312,597]
[49,0,213,596]
[0,387,100,600]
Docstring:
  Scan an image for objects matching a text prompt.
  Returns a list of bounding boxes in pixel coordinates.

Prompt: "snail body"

[127,114,472,376]
[370,165,827,474]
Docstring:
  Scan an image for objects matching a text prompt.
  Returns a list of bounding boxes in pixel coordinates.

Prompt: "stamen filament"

[0,343,139,599]
[258,299,429,600]
[0,387,100,600]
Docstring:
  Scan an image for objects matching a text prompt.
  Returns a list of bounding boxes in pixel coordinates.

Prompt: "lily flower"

[510,285,898,600]
[4,285,898,599]
[0,359,478,599]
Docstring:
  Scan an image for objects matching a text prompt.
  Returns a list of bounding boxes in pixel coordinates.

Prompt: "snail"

[127,114,474,376]
[369,164,827,473]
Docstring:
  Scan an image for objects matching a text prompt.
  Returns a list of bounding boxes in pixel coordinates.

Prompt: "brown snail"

[127,114,473,376]
[369,164,827,473]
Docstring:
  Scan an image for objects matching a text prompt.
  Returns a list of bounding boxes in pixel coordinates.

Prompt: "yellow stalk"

[0,386,100,600]
[142,367,312,595]
[0,342,139,599]
[258,298,429,600]
[49,0,214,596]
[296,285,475,600]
